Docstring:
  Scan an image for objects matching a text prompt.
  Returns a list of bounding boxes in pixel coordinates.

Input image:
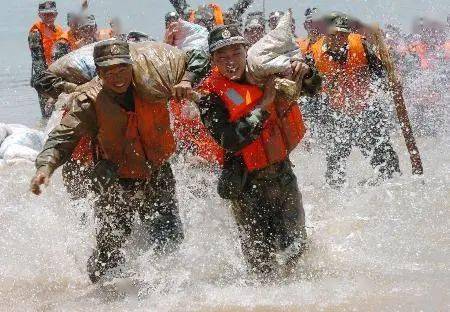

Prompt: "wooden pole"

[372,25,424,175]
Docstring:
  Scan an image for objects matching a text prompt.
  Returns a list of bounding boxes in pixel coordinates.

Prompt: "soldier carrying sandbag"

[29,40,202,283]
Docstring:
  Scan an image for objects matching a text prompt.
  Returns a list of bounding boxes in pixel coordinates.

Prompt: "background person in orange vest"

[53,14,98,62]
[29,40,198,283]
[169,0,254,30]
[195,25,322,277]
[28,1,64,118]
[309,14,401,188]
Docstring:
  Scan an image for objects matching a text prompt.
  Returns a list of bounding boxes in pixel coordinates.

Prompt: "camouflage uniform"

[35,78,184,283]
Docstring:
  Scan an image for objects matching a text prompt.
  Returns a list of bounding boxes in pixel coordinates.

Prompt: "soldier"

[308,14,401,187]
[30,40,203,283]
[196,25,322,277]
[168,0,254,30]
[28,1,65,117]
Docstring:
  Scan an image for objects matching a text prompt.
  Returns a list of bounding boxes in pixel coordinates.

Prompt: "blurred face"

[98,64,133,94]
[39,12,57,27]
[212,44,247,81]
[110,20,122,34]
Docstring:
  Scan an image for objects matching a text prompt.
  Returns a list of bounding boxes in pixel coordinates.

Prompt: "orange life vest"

[170,99,224,165]
[200,68,306,172]
[311,34,371,114]
[94,92,175,179]
[188,3,224,25]
[29,20,65,66]
[61,108,93,164]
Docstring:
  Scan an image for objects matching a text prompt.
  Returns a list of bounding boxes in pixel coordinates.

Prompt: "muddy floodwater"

[0,134,449,311]
[0,0,449,311]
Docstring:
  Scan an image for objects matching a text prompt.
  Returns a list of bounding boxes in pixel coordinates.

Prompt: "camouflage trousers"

[322,104,401,187]
[87,162,184,283]
[231,160,307,277]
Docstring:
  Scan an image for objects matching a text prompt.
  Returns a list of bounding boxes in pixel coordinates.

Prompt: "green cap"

[93,40,133,67]
[208,25,248,53]
[325,12,351,33]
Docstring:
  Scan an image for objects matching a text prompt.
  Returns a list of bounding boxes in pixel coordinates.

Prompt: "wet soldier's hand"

[172,80,194,101]
[30,168,51,195]
[290,60,311,83]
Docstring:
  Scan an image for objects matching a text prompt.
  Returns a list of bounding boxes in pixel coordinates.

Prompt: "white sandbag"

[247,11,300,84]
[0,123,10,145]
[49,42,97,85]
[3,144,39,162]
[173,20,209,52]
[6,124,29,134]
[0,128,44,158]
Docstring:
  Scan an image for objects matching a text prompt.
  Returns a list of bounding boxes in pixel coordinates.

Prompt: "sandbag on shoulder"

[130,41,187,101]
[172,20,209,52]
[49,41,187,102]
[49,42,98,85]
[247,11,300,84]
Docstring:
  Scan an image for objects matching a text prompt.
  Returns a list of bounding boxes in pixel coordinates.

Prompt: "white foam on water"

[0,131,448,311]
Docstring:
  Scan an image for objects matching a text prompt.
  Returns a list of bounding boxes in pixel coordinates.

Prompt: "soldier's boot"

[277,226,308,275]
[325,151,350,188]
[371,141,401,181]
[142,208,184,255]
[87,249,126,284]
[88,210,132,283]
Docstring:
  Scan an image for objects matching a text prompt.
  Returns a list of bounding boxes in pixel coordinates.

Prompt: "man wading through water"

[308,14,401,187]
[30,40,200,283]
[28,1,65,118]
[196,25,322,277]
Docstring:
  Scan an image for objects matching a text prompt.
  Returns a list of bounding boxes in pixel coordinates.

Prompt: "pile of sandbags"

[247,10,301,85]
[0,123,44,165]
